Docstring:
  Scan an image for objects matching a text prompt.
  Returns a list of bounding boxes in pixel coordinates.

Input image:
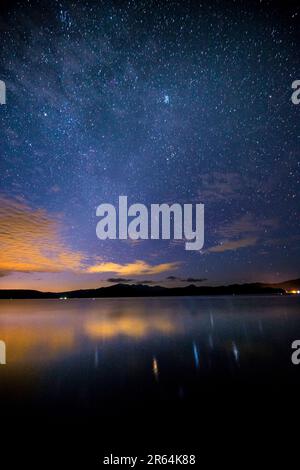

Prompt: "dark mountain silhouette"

[268,278,300,291]
[0,279,297,299]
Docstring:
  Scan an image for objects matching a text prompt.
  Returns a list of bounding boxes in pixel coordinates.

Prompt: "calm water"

[1,296,300,415]
[1,296,300,461]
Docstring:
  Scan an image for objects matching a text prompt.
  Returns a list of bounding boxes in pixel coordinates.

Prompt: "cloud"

[87,260,180,276]
[0,272,9,278]
[106,278,133,283]
[166,275,207,283]
[198,172,242,202]
[106,277,154,285]
[0,196,182,281]
[218,214,277,238]
[208,237,258,253]
[206,214,278,254]
[0,195,86,274]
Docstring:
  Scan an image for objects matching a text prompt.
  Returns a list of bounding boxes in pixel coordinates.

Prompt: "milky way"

[0,0,299,290]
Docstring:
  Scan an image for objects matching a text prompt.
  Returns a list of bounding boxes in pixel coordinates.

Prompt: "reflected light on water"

[94,347,99,368]
[152,356,159,381]
[85,316,176,339]
[232,341,240,363]
[0,327,75,364]
[193,341,200,369]
[0,297,299,372]
[0,299,180,365]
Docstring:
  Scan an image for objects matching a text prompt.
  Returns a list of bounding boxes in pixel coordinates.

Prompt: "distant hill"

[268,278,300,291]
[0,281,290,299]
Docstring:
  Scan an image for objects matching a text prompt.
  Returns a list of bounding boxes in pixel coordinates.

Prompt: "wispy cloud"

[218,214,277,238]
[0,195,86,275]
[166,275,207,283]
[106,277,133,283]
[198,172,242,202]
[206,213,278,253]
[106,278,154,285]
[0,196,182,281]
[87,260,180,276]
[208,237,257,253]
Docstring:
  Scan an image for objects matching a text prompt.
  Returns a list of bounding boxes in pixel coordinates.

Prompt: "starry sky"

[0,0,299,291]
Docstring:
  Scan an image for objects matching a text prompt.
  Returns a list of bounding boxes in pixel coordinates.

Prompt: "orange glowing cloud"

[0,195,86,274]
[87,260,180,276]
[0,196,182,286]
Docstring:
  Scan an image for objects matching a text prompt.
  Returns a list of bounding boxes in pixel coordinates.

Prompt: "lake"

[1,296,300,463]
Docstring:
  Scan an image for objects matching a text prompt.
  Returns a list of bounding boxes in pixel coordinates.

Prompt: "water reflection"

[85,315,176,339]
[0,326,75,363]
[232,341,240,364]
[152,356,159,381]
[94,347,99,368]
[0,298,180,364]
[0,296,299,378]
[192,341,200,369]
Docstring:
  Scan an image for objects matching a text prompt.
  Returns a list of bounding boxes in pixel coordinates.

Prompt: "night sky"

[0,0,299,291]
